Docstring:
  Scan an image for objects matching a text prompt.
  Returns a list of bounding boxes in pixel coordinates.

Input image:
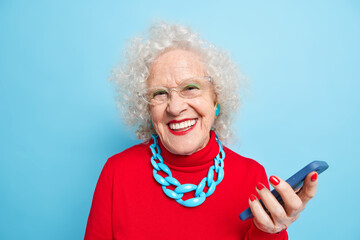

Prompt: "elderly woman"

[85,22,319,240]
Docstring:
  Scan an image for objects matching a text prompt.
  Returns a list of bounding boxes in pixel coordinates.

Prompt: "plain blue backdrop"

[1,0,359,239]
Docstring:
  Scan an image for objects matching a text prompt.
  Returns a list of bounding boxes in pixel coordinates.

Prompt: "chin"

[167,143,197,156]
[157,125,210,155]
[167,136,208,155]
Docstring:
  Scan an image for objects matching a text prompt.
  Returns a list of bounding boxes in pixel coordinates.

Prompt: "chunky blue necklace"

[150,134,225,207]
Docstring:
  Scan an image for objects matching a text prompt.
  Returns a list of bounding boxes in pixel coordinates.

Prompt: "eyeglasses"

[139,76,212,105]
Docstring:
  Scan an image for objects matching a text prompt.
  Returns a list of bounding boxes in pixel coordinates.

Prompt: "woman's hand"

[249,171,318,233]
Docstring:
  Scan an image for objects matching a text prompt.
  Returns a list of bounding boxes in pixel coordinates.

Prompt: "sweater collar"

[157,131,219,168]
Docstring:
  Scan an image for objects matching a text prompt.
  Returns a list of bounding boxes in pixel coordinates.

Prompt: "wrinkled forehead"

[147,49,206,87]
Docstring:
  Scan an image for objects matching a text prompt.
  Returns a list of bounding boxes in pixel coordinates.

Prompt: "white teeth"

[169,119,196,130]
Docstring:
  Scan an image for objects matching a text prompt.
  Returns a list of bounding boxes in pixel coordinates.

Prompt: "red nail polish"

[311,172,318,181]
[270,176,280,186]
[250,194,257,202]
[256,183,264,190]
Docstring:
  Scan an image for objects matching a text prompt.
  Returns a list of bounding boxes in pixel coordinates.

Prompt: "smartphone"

[239,160,329,221]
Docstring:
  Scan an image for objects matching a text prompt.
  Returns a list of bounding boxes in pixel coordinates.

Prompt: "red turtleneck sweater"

[85,132,288,239]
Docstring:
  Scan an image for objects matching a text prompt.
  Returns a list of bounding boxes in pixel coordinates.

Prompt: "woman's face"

[148,49,217,155]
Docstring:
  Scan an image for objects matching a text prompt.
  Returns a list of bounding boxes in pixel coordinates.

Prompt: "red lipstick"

[167,118,194,124]
[167,119,197,136]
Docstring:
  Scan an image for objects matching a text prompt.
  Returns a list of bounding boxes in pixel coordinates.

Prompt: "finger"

[256,183,288,226]
[248,194,275,233]
[297,171,318,205]
[269,176,303,217]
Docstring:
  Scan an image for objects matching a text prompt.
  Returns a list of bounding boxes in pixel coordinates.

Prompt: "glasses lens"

[148,87,169,104]
[143,76,211,104]
[179,77,210,98]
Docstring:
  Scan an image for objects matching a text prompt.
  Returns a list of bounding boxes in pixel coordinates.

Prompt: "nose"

[166,90,187,116]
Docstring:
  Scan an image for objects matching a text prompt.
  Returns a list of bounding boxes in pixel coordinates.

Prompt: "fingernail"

[270,176,280,186]
[256,183,264,190]
[250,194,257,202]
[311,172,318,182]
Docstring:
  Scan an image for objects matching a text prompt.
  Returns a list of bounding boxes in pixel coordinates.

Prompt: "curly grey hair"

[110,22,243,141]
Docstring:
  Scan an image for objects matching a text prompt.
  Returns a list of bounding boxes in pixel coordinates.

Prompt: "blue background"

[1,0,359,239]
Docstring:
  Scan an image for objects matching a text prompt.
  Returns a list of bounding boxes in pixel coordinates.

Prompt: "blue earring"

[215,103,220,117]
[150,119,154,128]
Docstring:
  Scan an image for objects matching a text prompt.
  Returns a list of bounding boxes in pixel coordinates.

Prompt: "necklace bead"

[150,134,225,207]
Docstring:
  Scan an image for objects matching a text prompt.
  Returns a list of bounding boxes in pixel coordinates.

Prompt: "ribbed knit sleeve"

[85,160,113,240]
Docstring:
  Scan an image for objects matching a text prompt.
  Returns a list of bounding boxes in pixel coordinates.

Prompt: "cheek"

[150,105,165,124]
[149,106,158,124]
[192,99,216,123]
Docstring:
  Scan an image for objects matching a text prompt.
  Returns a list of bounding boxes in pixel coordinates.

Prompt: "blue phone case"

[239,160,329,221]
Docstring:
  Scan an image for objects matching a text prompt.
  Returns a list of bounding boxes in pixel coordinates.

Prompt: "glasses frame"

[138,76,213,105]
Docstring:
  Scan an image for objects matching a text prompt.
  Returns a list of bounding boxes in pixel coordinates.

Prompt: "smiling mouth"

[169,119,196,130]
[168,119,197,135]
